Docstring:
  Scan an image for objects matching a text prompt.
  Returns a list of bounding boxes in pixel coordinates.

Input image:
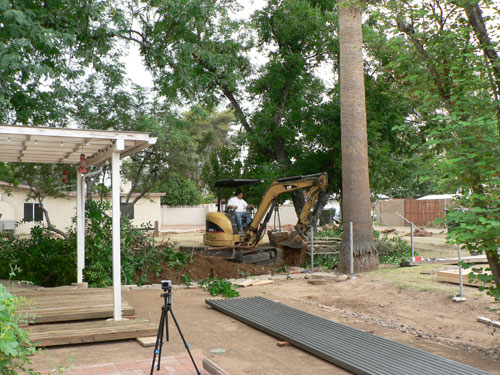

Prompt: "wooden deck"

[10,286,158,347]
[17,288,135,324]
[28,318,158,347]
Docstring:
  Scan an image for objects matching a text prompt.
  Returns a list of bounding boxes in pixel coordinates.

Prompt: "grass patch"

[365,264,470,294]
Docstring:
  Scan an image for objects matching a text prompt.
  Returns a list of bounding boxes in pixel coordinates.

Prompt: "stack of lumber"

[308,237,340,255]
[436,266,492,287]
[17,288,135,324]
[28,318,158,347]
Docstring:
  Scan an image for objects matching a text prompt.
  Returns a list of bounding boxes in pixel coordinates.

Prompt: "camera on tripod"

[161,280,172,291]
[151,279,201,375]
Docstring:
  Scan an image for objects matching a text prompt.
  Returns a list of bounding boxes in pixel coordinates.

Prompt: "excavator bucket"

[279,230,307,249]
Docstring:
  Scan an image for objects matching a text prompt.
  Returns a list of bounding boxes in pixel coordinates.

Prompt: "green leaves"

[0,285,37,374]
[199,277,240,298]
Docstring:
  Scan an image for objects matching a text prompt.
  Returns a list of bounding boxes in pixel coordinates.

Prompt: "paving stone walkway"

[48,353,210,375]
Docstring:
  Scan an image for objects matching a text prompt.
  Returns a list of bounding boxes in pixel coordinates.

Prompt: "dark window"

[34,204,43,221]
[23,203,33,221]
[120,203,135,220]
[23,203,43,222]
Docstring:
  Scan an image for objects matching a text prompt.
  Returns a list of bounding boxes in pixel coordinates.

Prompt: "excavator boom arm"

[246,173,328,247]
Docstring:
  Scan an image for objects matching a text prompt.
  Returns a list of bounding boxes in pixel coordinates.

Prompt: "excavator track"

[179,245,277,264]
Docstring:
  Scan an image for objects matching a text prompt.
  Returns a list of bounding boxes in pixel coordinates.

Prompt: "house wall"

[161,204,218,226]
[160,203,302,229]
[0,187,73,234]
[124,196,163,228]
[0,185,162,234]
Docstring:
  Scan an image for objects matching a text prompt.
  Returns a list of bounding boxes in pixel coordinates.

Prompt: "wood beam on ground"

[16,288,135,324]
[28,318,158,347]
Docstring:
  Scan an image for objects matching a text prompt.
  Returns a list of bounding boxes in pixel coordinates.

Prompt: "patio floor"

[42,353,213,375]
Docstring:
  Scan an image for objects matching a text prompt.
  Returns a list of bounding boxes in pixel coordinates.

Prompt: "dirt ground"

[29,227,500,374]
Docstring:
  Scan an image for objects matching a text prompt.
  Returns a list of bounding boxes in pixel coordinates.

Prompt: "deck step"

[29,318,158,347]
[16,288,135,323]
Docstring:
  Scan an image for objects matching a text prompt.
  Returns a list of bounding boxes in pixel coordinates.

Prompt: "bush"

[0,285,38,375]
[315,226,343,238]
[199,277,239,298]
[76,201,192,287]
[0,201,192,288]
[0,226,75,287]
[375,234,414,265]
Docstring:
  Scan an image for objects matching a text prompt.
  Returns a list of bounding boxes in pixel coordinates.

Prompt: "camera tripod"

[150,281,201,375]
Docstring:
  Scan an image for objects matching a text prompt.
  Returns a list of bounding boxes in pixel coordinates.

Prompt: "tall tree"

[371,0,500,293]
[337,0,378,272]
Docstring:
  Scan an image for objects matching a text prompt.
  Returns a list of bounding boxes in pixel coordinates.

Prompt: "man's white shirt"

[227,196,248,212]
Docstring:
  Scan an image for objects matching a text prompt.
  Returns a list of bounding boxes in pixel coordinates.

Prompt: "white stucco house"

[0,181,164,235]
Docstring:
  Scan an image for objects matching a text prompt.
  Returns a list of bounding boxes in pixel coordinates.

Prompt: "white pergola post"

[76,171,85,283]
[112,143,123,320]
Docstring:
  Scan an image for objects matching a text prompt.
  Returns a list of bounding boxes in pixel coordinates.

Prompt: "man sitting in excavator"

[227,189,254,232]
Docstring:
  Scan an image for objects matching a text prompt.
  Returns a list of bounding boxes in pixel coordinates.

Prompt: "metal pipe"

[458,244,464,297]
[411,222,415,261]
[310,227,314,272]
[350,221,354,278]
[395,212,423,231]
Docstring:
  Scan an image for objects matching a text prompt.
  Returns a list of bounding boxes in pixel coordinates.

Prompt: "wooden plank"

[436,267,491,287]
[477,316,500,329]
[137,336,157,347]
[16,288,135,323]
[411,255,488,266]
[12,288,112,297]
[236,279,256,287]
[28,318,158,347]
[20,304,135,324]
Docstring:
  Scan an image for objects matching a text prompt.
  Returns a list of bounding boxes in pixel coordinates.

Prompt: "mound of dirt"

[148,255,276,284]
[282,246,307,266]
[268,230,307,267]
[413,228,433,237]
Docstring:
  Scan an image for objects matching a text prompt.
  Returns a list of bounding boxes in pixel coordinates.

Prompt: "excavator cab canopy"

[214,179,263,188]
[214,178,264,212]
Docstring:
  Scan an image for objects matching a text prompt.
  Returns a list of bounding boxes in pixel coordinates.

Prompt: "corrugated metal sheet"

[206,296,490,375]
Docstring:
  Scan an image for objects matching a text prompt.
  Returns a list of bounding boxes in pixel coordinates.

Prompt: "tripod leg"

[168,309,202,375]
[150,308,166,375]
[156,308,169,371]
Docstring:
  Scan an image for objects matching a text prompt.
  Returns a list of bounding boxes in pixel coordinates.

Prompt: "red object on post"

[62,170,68,184]
[79,154,87,173]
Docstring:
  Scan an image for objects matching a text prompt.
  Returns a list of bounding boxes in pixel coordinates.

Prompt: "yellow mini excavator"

[181,173,328,264]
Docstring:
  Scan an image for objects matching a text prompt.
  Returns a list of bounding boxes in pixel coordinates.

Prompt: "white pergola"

[0,125,157,320]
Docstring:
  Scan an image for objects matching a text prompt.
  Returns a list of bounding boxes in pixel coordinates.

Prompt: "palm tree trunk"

[337,0,378,273]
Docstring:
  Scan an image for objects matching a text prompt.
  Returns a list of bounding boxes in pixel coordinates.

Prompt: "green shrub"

[0,201,192,288]
[77,201,192,287]
[316,226,343,238]
[303,254,339,269]
[0,226,75,287]
[375,234,414,265]
[199,277,239,298]
[0,285,38,375]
